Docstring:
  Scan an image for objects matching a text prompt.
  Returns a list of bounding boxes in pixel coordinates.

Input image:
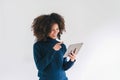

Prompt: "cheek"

[49,30,59,35]
[56,31,60,34]
[57,30,60,33]
[49,32,52,36]
[49,31,55,36]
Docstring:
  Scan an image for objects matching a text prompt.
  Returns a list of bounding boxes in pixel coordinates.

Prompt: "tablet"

[63,43,83,57]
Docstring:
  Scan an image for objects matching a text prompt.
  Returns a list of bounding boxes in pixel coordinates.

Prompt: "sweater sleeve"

[62,58,76,71]
[61,44,76,71]
[33,42,56,73]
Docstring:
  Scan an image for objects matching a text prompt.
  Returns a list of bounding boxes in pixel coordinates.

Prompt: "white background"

[0,0,120,80]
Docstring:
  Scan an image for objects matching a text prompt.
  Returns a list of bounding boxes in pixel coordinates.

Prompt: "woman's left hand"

[68,52,76,62]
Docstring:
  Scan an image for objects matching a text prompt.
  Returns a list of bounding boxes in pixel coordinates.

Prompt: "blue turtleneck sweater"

[33,37,75,80]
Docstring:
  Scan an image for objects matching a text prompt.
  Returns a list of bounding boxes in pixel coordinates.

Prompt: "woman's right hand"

[53,42,63,51]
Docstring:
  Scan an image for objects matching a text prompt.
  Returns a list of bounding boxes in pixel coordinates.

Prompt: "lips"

[53,34,57,37]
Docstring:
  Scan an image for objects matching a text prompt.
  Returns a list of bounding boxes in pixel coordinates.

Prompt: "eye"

[56,28,59,30]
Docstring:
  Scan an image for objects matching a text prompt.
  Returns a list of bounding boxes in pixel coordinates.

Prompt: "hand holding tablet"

[64,43,83,57]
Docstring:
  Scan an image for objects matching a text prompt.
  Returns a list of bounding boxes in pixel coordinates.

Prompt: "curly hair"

[31,13,66,41]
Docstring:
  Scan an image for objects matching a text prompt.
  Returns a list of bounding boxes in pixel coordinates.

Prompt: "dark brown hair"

[31,13,66,41]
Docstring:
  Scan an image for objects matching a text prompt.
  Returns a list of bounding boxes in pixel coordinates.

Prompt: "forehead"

[51,23,59,29]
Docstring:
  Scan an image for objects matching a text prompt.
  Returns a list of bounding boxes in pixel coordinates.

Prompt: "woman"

[32,13,76,80]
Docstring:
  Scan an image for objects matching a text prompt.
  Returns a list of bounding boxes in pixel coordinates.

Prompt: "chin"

[52,37,57,39]
[51,36,57,39]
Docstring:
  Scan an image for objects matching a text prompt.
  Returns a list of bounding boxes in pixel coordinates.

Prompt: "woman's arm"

[62,57,76,71]
[61,44,76,71]
[33,42,56,73]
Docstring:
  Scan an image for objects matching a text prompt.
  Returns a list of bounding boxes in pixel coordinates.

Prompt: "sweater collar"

[46,37,57,42]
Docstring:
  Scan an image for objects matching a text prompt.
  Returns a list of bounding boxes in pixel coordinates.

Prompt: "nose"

[53,30,58,33]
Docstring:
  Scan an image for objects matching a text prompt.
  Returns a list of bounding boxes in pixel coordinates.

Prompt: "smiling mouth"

[52,35,57,37]
[53,34,58,36]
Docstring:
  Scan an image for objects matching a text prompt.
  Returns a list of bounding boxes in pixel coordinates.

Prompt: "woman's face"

[48,23,60,39]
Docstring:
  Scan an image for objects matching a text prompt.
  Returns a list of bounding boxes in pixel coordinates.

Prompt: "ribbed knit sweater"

[33,37,75,80]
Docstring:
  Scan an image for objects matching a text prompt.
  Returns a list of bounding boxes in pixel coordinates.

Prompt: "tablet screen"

[63,43,83,57]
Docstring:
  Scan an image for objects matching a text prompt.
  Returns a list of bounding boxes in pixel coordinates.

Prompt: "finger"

[73,48,77,53]
[72,53,76,57]
[71,53,74,56]
[71,52,75,55]
[69,53,76,57]
[59,46,62,48]
[68,53,73,57]
[68,54,74,59]
[68,54,72,57]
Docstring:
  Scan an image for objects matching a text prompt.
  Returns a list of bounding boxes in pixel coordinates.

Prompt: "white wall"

[0,0,120,80]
